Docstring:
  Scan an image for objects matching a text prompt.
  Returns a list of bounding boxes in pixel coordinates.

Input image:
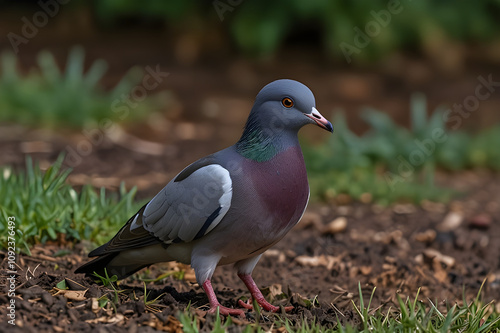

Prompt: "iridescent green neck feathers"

[236,128,278,162]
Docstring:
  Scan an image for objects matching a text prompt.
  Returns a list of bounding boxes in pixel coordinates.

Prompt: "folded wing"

[88,160,233,257]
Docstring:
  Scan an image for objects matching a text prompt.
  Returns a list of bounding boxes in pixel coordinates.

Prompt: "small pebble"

[423,248,455,267]
[85,285,101,298]
[41,292,54,307]
[323,217,347,234]
[19,300,33,311]
[437,212,463,232]
[468,213,492,229]
[19,285,45,299]
[414,229,436,243]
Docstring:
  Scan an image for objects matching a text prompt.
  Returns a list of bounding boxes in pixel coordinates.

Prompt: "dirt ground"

[1,122,500,332]
[1,177,500,332]
[1,20,500,332]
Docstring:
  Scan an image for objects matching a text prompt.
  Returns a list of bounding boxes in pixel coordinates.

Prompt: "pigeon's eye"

[281,97,294,108]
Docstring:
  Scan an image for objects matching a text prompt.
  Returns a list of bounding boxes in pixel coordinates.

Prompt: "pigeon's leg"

[193,252,245,317]
[202,280,245,317]
[235,255,293,313]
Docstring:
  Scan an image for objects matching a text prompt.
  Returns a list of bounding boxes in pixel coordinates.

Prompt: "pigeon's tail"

[75,253,149,280]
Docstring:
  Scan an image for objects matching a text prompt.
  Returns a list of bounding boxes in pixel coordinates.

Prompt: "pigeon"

[75,79,333,316]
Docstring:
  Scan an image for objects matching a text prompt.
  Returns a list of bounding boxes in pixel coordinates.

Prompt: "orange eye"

[281,97,294,108]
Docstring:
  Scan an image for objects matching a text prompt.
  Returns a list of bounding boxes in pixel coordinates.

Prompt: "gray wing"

[88,158,232,257]
[142,163,232,243]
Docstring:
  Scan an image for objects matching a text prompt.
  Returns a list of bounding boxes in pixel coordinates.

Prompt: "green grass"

[0,155,144,254]
[303,93,500,205]
[0,46,159,128]
[176,283,500,332]
[344,283,500,333]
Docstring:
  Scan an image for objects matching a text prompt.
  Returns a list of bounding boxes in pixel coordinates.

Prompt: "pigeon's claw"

[208,305,246,317]
[238,299,253,310]
[238,299,293,312]
[238,273,294,313]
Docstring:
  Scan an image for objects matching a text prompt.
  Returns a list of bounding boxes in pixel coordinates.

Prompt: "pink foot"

[202,280,246,317]
[237,299,293,312]
[208,305,245,317]
[238,299,254,310]
[238,274,294,313]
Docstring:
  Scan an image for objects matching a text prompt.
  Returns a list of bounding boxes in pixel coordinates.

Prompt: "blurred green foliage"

[0,47,157,128]
[0,155,144,254]
[303,94,500,205]
[93,0,196,24]
[88,0,500,58]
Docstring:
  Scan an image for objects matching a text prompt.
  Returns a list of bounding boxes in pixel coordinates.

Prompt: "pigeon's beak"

[305,107,333,133]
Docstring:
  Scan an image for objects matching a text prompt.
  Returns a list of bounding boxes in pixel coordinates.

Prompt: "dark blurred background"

[2,0,500,128]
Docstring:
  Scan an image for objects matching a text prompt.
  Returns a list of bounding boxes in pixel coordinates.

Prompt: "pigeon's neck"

[236,128,278,162]
[236,119,299,162]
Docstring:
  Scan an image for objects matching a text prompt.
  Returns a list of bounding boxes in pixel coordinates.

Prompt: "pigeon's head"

[250,79,333,135]
[237,80,332,161]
